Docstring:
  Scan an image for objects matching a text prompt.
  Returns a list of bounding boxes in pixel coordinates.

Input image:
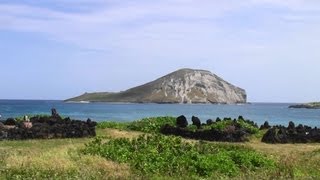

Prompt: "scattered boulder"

[51,108,62,119]
[206,119,213,125]
[4,118,16,126]
[288,121,295,129]
[260,121,271,130]
[191,116,201,129]
[176,115,188,128]
[262,122,320,144]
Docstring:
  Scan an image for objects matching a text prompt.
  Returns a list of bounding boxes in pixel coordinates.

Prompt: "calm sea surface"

[0,100,319,127]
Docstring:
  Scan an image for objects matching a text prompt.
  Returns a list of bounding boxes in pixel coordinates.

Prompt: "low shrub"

[127,116,176,133]
[204,117,259,134]
[82,134,276,178]
[97,116,176,134]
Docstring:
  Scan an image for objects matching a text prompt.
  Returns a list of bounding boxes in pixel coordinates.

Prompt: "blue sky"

[0,0,320,102]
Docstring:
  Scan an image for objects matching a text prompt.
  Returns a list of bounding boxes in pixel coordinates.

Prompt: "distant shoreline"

[1,99,302,104]
[289,102,320,109]
[64,100,251,105]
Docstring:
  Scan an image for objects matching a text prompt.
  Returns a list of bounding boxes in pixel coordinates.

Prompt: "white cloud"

[1,0,320,58]
[1,0,320,101]
[250,0,320,10]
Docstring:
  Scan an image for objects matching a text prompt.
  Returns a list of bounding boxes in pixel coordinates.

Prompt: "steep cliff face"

[66,68,247,104]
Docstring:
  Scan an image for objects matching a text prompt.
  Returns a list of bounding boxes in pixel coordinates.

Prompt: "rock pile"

[262,121,320,143]
[259,121,271,130]
[0,109,97,140]
[160,115,258,142]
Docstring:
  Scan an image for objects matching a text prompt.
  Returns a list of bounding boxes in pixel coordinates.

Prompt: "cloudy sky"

[0,0,320,102]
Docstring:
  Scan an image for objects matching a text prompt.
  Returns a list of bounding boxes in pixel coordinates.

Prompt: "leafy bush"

[82,134,275,178]
[186,125,198,132]
[206,119,231,131]
[126,116,176,133]
[203,117,259,134]
[237,119,259,134]
[97,116,175,133]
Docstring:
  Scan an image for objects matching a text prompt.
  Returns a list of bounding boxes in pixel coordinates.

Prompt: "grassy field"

[0,118,320,179]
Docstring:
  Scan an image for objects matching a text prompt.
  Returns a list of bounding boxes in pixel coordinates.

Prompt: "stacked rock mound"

[262,121,320,143]
[259,121,271,130]
[160,115,258,142]
[0,109,97,140]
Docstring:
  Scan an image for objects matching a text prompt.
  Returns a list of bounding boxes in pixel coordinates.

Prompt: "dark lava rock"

[160,115,253,142]
[161,124,250,142]
[0,109,97,140]
[262,122,320,144]
[216,117,221,122]
[260,121,271,130]
[176,115,188,128]
[0,122,4,129]
[4,118,16,126]
[191,116,201,129]
[288,121,295,129]
[206,119,213,125]
[51,108,62,120]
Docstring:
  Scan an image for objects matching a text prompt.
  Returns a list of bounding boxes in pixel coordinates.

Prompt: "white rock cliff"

[66,68,246,104]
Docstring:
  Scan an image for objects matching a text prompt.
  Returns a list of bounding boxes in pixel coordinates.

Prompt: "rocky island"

[66,68,246,104]
[289,102,320,109]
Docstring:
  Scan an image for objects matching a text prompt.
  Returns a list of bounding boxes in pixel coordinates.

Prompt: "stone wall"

[160,115,257,142]
[261,121,320,143]
[0,109,97,140]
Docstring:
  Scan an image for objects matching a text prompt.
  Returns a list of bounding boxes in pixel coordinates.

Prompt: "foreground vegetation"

[97,116,176,133]
[82,134,275,178]
[1,116,320,179]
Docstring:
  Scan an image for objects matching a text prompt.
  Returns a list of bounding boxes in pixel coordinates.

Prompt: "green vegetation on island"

[289,102,320,109]
[66,68,247,104]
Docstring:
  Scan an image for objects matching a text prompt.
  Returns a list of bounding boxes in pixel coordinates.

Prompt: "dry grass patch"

[74,154,131,179]
[0,129,134,179]
[98,128,143,139]
[246,141,320,157]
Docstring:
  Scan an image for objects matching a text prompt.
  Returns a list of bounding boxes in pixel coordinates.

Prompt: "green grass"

[97,116,176,133]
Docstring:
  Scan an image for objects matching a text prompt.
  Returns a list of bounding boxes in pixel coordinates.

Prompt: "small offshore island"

[66,68,247,104]
[289,102,320,109]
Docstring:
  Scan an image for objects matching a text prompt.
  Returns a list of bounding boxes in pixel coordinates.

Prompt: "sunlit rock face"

[67,68,247,104]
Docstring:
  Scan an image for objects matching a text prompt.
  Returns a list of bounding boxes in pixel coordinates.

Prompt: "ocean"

[0,100,319,127]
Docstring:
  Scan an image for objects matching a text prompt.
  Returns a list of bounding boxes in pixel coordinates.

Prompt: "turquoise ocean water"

[0,100,319,127]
